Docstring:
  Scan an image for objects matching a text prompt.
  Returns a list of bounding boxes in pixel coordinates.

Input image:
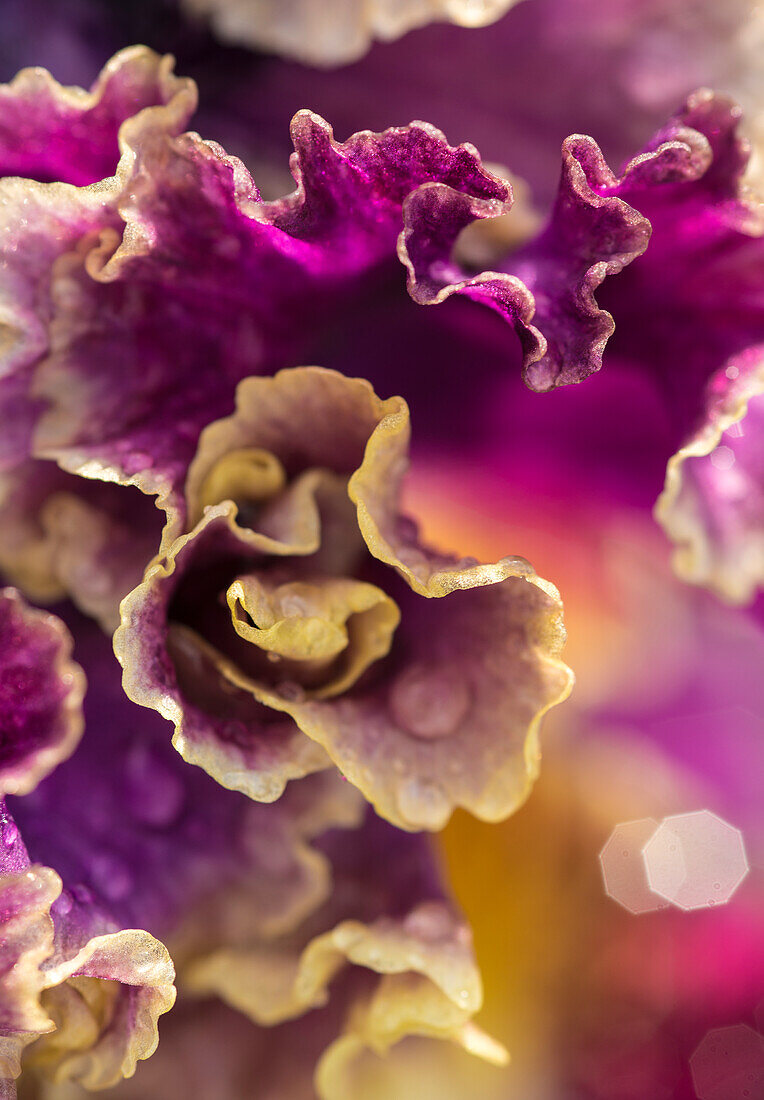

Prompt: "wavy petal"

[259,567,571,831]
[656,347,764,604]
[6,612,369,1092]
[183,816,504,1094]
[0,825,175,1092]
[30,110,519,512]
[180,0,522,66]
[116,507,333,803]
[0,591,85,797]
[0,48,195,476]
[117,366,571,827]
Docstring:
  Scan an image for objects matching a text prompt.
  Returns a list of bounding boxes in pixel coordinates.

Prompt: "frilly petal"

[184,367,403,554]
[0,47,195,476]
[180,0,521,66]
[10,608,362,975]
[585,92,764,582]
[0,859,58,1042]
[29,928,176,1090]
[185,900,483,1025]
[0,46,193,185]
[29,110,517,511]
[601,91,764,421]
[116,507,333,803]
[117,365,571,828]
[0,590,85,797]
[0,826,175,1092]
[183,814,504,1094]
[407,128,729,392]
[655,347,764,604]
[316,975,508,1100]
[264,569,571,831]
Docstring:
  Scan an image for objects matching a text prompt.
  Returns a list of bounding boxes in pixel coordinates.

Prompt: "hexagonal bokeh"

[643,810,749,911]
[599,818,668,914]
[690,1024,764,1100]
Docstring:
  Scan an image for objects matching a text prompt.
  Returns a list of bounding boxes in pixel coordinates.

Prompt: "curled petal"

[0,48,195,477]
[399,133,655,393]
[0,463,163,632]
[31,112,512,509]
[0,861,58,1042]
[601,91,764,428]
[227,574,399,698]
[185,899,503,1079]
[348,382,537,594]
[185,368,404,554]
[259,568,571,831]
[0,836,175,1092]
[118,365,571,828]
[655,348,764,604]
[0,590,85,797]
[316,978,508,1100]
[30,929,176,1090]
[181,0,522,66]
[116,506,332,802]
[0,46,193,185]
[11,611,358,981]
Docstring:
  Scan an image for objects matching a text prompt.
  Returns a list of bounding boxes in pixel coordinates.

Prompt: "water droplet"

[55,890,73,916]
[389,665,470,740]
[91,853,132,902]
[125,742,185,828]
[404,903,453,942]
[277,681,306,703]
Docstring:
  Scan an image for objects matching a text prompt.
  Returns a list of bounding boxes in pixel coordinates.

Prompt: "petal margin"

[180,0,522,67]
[0,827,175,1093]
[655,346,764,604]
[0,590,85,797]
[116,505,333,803]
[30,110,514,513]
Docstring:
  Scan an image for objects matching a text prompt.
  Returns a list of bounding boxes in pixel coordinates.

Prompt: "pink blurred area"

[404,450,764,1099]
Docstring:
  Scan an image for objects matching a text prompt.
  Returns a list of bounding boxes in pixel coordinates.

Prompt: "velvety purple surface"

[598,92,764,453]
[0,590,81,791]
[4,601,446,941]
[6,605,257,935]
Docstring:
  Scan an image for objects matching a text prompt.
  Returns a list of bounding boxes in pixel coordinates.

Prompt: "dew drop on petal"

[389,664,470,740]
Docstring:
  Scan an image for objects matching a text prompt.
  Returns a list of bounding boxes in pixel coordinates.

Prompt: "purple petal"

[0,590,85,797]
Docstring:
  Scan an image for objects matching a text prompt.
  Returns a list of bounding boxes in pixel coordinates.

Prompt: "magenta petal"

[31,110,511,512]
[0,590,85,797]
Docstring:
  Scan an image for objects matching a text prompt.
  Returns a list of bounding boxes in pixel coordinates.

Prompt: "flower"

[116,366,571,830]
[2,594,498,1095]
[0,592,174,1092]
[0,47,195,624]
[0,7,762,1097]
